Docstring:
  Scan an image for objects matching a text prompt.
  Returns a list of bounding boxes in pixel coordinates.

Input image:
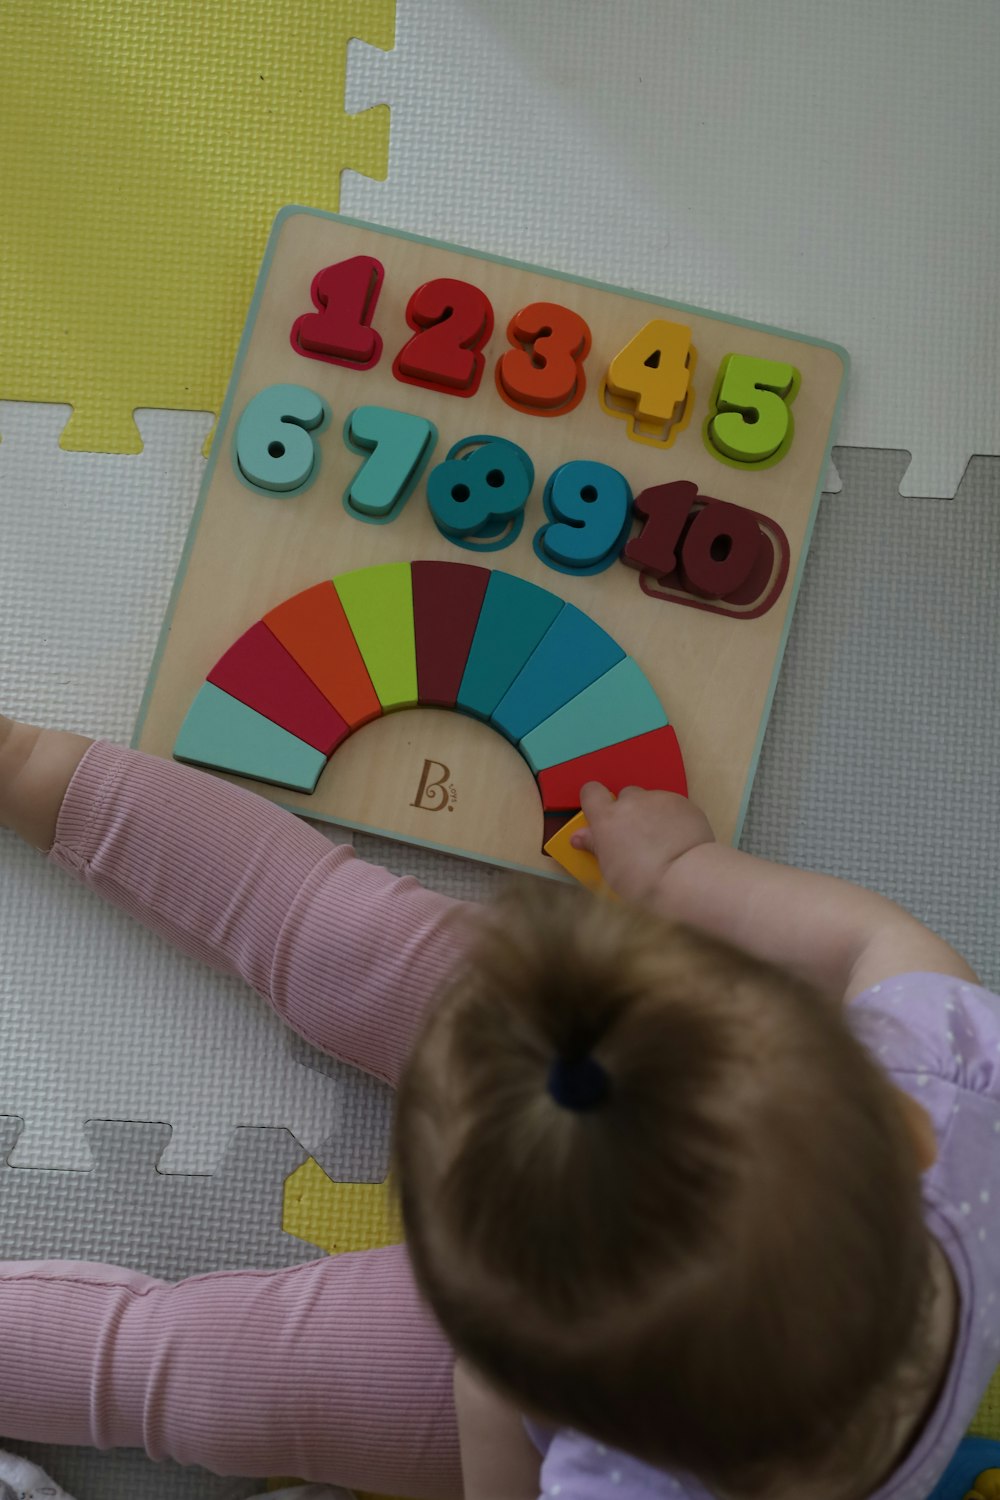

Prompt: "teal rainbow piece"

[519,657,668,773]
[175,683,327,791]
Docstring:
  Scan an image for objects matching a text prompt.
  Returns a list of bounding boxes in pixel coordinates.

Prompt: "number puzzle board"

[134,207,847,877]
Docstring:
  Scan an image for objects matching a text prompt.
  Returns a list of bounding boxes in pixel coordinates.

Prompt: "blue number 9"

[534,460,632,575]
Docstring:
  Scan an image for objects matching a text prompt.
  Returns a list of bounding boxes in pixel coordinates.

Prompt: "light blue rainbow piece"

[519,657,668,773]
[174,683,326,792]
[491,604,624,743]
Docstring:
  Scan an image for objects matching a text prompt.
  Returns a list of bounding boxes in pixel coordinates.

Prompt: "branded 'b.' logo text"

[411,759,457,813]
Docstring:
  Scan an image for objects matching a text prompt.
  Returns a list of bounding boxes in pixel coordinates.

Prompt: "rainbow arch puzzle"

[173,560,687,840]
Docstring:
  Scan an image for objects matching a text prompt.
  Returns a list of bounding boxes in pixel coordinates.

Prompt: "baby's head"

[393,884,936,1496]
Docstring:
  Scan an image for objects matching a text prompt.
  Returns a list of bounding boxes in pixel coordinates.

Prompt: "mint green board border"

[133,205,849,871]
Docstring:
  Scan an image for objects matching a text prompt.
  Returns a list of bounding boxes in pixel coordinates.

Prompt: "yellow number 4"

[600,319,695,448]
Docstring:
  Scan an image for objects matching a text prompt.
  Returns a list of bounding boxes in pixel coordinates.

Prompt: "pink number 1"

[291,255,385,371]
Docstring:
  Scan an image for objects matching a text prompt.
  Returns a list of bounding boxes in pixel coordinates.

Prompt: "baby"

[0,711,994,1500]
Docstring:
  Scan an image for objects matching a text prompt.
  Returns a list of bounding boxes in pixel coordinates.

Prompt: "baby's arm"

[575,784,978,1002]
[453,1360,542,1500]
[0,714,91,850]
[0,715,475,1084]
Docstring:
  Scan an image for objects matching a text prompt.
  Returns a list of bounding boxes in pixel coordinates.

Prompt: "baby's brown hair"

[393,883,934,1494]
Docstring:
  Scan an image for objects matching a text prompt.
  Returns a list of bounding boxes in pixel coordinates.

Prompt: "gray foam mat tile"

[5,1445,261,1500]
[742,448,1000,989]
[0,1120,317,1278]
[284,1034,394,1183]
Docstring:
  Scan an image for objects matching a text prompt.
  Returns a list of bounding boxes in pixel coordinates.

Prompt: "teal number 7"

[705,355,800,469]
[343,406,438,525]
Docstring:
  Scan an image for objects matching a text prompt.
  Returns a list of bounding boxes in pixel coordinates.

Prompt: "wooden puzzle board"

[134,207,847,876]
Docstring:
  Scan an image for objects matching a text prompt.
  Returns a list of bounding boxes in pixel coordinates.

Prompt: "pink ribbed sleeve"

[47,741,479,1085]
[0,1250,463,1497]
[0,740,493,1493]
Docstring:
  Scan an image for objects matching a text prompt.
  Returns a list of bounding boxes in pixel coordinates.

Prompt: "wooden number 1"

[290,256,384,370]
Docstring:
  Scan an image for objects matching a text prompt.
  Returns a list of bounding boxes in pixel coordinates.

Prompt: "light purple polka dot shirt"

[525,972,1000,1499]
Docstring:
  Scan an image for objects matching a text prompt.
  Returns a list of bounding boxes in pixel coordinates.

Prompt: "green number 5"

[706,354,799,468]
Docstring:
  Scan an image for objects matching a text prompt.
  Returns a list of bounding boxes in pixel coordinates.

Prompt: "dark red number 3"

[392,279,494,398]
[290,255,384,370]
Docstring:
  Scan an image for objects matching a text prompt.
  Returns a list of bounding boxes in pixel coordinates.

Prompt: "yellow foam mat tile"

[283,1156,403,1255]
[0,0,393,454]
[970,1366,1000,1440]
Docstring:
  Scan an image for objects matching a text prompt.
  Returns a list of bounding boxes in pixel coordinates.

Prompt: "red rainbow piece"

[536,724,687,811]
[207,621,351,754]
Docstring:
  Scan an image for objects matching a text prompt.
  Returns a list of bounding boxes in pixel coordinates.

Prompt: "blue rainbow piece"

[455,571,563,720]
[491,604,624,743]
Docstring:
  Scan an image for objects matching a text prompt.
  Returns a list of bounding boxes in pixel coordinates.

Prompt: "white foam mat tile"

[0,402,208,737]
[1,404,363,1174]
[742,449,1000,988]
[0,836,355,1172]
[342,0,1000,497]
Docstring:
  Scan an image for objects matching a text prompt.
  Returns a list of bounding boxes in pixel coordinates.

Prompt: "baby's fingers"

[569,820,596,852]
[579,781,615,823]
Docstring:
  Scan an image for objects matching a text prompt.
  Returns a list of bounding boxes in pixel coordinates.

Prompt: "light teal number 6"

[234,384,329,494]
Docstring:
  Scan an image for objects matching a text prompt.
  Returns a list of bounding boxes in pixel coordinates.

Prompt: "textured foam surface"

[0,0,393,454]
[341,0,1000,498]
[741,447,1000,992]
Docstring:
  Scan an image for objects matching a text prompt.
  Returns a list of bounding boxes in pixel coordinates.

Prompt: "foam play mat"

[4,4,1000,1495]
[0,0,393,454]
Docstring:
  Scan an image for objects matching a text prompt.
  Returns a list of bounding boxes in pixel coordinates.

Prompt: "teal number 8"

[426,435,534,552]
[234,383,329,494]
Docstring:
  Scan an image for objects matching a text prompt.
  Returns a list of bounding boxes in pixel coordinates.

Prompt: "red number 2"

[392,279,494,397]
[290,255,384,370]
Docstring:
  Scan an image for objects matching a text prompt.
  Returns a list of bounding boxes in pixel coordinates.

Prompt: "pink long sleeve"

[47,741,479,1085]
[0,741,484,1493]
[0,1248,462,1497]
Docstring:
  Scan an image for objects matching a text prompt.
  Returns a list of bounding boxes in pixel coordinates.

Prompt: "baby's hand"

[572,782,715,904]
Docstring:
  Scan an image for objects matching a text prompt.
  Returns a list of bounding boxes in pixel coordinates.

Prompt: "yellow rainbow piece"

[0,0,393,453]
